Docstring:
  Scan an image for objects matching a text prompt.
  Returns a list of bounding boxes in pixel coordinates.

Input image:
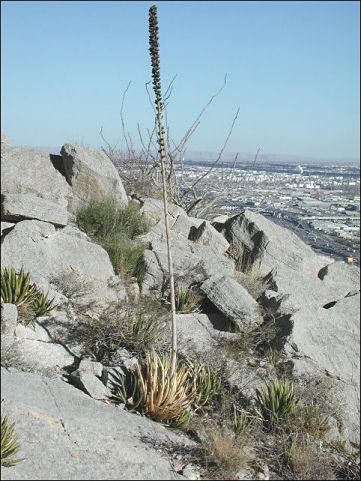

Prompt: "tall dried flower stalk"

[148,4,177,375]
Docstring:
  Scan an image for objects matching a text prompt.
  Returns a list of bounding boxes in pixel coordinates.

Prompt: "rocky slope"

[1,138,360,480]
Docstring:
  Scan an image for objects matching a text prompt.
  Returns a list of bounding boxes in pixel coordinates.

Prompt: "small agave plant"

[186,361,222,411]
[256,378,298,424]
[1,414,22,467]
[231,405,252,435]
[174,286,202,314]
[1,267,57,319]
[31,291,57,318]
[1,267,37,307]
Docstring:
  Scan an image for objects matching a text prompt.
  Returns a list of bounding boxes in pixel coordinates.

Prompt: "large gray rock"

[141,236,235,298]
[189,220,229,256]
[262,261,360,315]
[1,222,15,236]
[1,145,72,212]
[1,303,18,336]
[200,275,263,330]
[285,293,360,444]
[16,338,75,371]
[138,200,203,245]
[60,143,128,213]
[1,220,127,311]
[14,322,51,342]
[1,368,191,480]
[175,313,233,356]
[139,197,185,226]
[77,359,104,378]
[317,261,360,298]
[70,371,111,401]
[217,210,330,276]
[1,193,68,226]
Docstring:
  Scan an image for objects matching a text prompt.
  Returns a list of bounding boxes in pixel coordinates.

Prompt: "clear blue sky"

[1,0,360,161]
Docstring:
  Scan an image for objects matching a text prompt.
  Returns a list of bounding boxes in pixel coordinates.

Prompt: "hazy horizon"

[2,1,360,161]
[13,140,360,168]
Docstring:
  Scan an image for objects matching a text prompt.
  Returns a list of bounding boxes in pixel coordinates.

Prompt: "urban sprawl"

[177,160,360,266]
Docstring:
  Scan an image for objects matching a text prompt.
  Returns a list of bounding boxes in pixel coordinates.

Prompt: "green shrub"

[77,199,149,277]
[77,199,149,242]
[103,235,146,277]
[256,378,298,425]
[1,414,22,467]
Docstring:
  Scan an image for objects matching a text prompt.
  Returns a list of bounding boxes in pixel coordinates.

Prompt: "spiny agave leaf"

[1,414,22,467]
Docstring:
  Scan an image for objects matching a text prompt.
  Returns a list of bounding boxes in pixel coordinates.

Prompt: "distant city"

[176,159,360,266]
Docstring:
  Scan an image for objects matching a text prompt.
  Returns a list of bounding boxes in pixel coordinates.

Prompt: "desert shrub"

[256,378,298,426]
[174,286,202,314]
[290,402,330,439]
[102,234,146,277]
[1,267,56,322]
[265,347,286,366]
[293,374,343,426]
[329,440,360,480]
[201,424,254,480]
[133,350,196,423]
[235,270,270,300]
[284,434,336,480]
[77,199,149,241]
[50,268,95,301]
[113,368,140,408]
[77,199,149,277]
[1,414,22,467]
[170,408,193,430]
[81,298,166,362]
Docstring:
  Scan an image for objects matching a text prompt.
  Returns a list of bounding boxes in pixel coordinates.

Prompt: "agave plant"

[134,350,196,422]
[256,378,298,424]
[174,286,202,314]
[171,408,192,429]
[186,361,222,410]
[1,414,22,467]
[32,291,57,317]
[232,405,252,435]
[113,369,141,410]
[127,310,164,352]
[1,267,57,319]
[1,267,37,307]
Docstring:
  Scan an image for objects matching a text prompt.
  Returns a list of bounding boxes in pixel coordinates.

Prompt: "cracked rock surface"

[1,368,192,480]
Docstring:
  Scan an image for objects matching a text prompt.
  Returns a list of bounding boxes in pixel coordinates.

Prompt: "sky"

[1,0,360,162]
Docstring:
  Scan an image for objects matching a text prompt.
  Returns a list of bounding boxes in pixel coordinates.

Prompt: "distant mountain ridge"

[184,150,360,167]
[9,141,361,168]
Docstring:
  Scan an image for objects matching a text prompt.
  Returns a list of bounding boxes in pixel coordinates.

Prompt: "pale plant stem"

[156,101,177,377]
